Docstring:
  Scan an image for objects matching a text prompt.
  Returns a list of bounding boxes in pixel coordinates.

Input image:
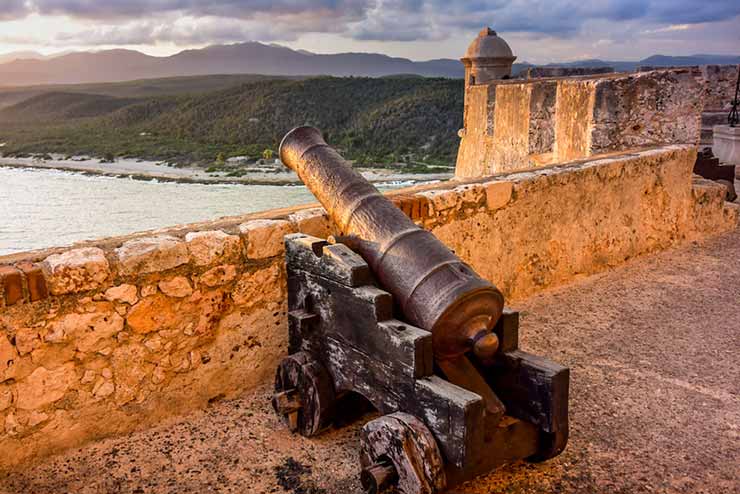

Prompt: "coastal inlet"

[0,167,423,256]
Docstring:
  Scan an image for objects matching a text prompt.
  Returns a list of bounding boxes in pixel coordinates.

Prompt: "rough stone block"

[0,335,17,376]
[126,295,176,334]
[104,284,139,305]
[17,263,48,302]
[185,230,242,266]
[485,181,514,210]
[288,209,332,238]
[15,364,77,410]
[46,307,124,352]
[158,277,192,298]
[0,266,23,305]
[199,265,237,287]
[42,248,110,295]
[232,264,283,307]
[15,328,40,355]
[239,219,293,259]
[115,236,190,275]
[453,184,485,206]
[0,385,12,411]
[419,190,459,214]
[391,194,416,218]
[712,125,740,166]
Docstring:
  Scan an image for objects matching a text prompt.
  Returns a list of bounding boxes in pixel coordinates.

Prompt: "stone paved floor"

[2,224,739,494]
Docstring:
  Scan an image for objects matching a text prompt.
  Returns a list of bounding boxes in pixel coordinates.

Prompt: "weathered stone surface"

[111,344,150,405]
[419,190,459,214]
[4,413,21,436]
[92,379,115,398]
[126,295,179,335]
[15,364,76,410]
[115,236,189,275]
[485,181,513,210]
[0,335,17,375]
[126,289,229,336]
[289,209,332,238]
[239,220,293,259]
[0,266,24,306]
[42,248,110,295]
[140,284,157,297]
[80,370,96,384]
[456,68,707,177]
[27,410,49,427]
[232,264,283,307]
[453,184,485,207]
[185,230,242,266]
[199,265,237,287]
[46,306,124,352]
[0,385,12,411]
[143,336,162,352]
[15,328,40,355]
[489,83,532,171]
[158,277,192,298]
[104,284,138,305]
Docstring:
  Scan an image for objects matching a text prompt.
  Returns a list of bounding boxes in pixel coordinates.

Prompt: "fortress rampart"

[456,66,738,177]
[0,144,737,468]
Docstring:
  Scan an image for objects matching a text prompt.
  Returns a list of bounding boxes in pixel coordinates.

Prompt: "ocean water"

[0,167,409,256]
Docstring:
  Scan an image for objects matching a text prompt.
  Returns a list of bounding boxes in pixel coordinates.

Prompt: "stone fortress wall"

[0,145,737,468]
[456,65,739,177]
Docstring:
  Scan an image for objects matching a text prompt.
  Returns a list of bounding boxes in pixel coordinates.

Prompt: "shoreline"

[0,156,454,186]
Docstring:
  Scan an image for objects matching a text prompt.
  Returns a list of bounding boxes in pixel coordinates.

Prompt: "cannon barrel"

[280,126,504,361]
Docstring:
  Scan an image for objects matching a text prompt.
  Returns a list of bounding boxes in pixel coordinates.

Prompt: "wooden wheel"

[360,412,446,494]
[273,352,335,437]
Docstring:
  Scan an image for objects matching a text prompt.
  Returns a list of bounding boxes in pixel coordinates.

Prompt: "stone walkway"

[2,225,739,494]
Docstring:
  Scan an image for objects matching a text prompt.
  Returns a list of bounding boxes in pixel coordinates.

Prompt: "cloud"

[29,0,369,21]
[0,0,29,20]
[2,0,739,47]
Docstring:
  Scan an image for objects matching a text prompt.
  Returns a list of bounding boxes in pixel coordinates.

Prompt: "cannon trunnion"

[272,126,569,493]
[276,234,569,493]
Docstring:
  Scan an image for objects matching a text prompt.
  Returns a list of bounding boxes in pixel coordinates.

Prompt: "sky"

[0,1,738,64]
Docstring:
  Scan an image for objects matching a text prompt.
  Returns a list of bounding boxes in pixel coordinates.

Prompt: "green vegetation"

[0,75,464,169]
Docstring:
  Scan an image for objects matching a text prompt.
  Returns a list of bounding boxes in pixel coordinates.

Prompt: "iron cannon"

[272,127,569,494]
[279,126,503,363]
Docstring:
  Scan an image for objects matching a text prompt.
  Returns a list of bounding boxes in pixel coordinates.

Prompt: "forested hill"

[0,76,465,166]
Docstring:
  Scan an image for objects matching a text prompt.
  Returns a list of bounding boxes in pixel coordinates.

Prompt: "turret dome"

[464,27,514,60]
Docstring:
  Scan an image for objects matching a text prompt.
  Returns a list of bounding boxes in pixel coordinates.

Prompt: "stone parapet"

[712,125,740,169]
[0,145,736,468]
[456,66,738,178]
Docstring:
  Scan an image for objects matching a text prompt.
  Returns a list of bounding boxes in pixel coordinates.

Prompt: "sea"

[0,167,411,256]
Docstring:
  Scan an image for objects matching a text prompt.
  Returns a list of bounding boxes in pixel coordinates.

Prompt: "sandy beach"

[0,155,453,185]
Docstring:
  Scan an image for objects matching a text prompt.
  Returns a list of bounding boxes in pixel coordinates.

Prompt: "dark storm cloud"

[4,0,740,45]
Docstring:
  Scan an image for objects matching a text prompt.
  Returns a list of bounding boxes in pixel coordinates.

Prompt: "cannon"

[273,127,569,493]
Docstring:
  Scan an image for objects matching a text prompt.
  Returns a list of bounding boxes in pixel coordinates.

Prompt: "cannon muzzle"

[280,126,504,361]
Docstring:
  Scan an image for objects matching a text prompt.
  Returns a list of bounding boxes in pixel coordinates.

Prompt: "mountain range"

[0,42,738,87]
